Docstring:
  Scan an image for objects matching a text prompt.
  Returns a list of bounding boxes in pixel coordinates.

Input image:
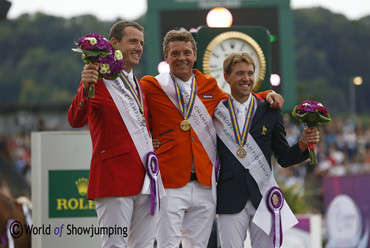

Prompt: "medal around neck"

[236,147,247,158]
[227,97,255,159]
[172,74,197,132]
[180,119,191,131]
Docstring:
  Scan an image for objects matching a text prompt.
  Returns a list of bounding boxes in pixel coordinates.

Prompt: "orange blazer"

[141,69,270,189]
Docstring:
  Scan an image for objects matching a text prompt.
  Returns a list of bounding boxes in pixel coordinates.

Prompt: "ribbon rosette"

[145,152,160,215]
[72,33,124,98]
[292,100,331,164]
[266,186,284,248]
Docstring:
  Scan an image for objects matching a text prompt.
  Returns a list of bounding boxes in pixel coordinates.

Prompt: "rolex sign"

[49,170,96,218]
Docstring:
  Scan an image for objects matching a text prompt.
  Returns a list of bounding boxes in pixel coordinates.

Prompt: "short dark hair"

[108,20,144,41]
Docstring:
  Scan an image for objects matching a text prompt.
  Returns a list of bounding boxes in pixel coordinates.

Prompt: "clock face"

[202,31,266,94]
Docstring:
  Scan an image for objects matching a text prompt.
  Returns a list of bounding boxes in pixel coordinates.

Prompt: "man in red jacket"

[68,21,162,248]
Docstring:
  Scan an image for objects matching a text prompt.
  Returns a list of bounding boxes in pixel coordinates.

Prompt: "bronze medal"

[236,147,247,158]
[180,119,191,131]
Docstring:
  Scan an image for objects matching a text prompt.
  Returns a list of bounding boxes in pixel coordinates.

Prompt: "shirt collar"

[122,70,134,82]
[172,74,192,88]
[231,93,252,110]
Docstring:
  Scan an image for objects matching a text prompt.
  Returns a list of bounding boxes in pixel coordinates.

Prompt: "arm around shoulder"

[256,90,284,109]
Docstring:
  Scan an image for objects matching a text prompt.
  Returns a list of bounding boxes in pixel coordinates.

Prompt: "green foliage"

[0,13,143,104]
[0,9,369,116]
[294,7,370,115]
[278,180,307,214]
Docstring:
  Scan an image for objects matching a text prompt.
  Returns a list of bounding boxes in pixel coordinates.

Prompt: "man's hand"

[81,63,99,97]
[301,127,320,146]
[266,91,284,109]
[299,127,320,152]
[152,138,160,150]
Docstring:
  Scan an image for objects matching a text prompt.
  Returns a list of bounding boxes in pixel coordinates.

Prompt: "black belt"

[190,172,197,182]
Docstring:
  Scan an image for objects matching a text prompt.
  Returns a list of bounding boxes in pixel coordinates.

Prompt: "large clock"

[202,31,266,94]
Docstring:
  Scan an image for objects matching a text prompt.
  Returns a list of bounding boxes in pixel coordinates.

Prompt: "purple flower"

[295,100,329,116]
[291,100,331,165]
[292,100,331,127]
[77,33,110,50]
[72,33,125,97]
[97,51,124,80]
[73,33,124,80]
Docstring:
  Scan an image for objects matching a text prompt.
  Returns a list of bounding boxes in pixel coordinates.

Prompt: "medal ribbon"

[171,74,197,120]
[227,96,255,148]
[120,72,144,116]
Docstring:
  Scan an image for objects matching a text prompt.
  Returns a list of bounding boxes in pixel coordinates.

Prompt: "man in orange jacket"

[141,28,283,248]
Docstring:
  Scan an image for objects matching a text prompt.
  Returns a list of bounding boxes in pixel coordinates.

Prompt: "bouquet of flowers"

[72,33,124,98]
[292,100,331,164]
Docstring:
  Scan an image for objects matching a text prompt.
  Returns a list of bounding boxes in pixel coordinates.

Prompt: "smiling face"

[164,40,197,82]
[111,26,144,73]
[224,62,255,103]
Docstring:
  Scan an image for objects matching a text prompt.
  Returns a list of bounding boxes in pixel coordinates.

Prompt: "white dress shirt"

[231,94,252,131]
[122,70,138,94]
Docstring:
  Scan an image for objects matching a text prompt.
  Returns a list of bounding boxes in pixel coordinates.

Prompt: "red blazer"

[68,78,149,200]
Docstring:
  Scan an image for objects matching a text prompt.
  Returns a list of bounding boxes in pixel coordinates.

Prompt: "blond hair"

[223,52,255,74]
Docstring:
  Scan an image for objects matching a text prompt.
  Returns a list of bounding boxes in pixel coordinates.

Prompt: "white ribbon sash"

[213,101,298,235]
[104,78,166,200]
[155,73,218,201]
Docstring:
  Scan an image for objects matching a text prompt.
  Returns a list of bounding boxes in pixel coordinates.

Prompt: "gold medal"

[172,74,196,132]
[142,116,147,127]
[180,120,191,131]
[236,147,247,158]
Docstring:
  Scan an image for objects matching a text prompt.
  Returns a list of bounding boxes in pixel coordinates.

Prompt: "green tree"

[0,9,369,115]
[294,7,370,115]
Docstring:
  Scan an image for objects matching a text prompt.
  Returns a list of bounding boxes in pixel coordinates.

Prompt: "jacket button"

[191,137,195,141]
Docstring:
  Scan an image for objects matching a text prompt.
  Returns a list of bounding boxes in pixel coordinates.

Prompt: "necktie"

[237,105,245,130]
